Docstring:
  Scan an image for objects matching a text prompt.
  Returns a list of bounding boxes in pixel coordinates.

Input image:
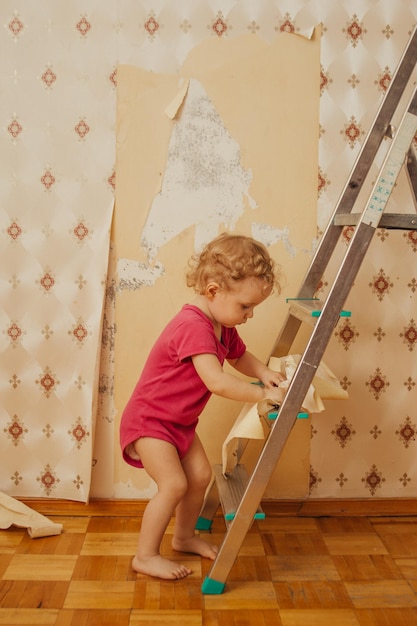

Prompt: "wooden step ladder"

[200,26,417,595]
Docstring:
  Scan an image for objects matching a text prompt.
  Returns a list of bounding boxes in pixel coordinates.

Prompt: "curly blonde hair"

[186,232,282,295]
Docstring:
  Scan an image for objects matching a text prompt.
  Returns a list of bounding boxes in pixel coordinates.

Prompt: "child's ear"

[206,282,220,300]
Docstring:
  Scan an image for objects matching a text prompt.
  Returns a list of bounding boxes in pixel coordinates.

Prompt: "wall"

[1,1,416,503]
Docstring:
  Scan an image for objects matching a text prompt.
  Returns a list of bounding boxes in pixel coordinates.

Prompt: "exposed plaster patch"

[141,78,256,261]
[252,222,298,257]
[118,78,269,292]
[117,258,164,291]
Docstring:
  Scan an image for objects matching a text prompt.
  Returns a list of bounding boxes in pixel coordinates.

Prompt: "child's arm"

[192,353,285,405]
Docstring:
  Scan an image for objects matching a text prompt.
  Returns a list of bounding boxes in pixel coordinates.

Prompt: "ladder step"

[334,212,417,229]
[286,298,351,325]
[213,464,265,523]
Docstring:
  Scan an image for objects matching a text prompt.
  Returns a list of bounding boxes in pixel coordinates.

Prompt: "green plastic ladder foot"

[202,576,225,594]
[195,516,212,531]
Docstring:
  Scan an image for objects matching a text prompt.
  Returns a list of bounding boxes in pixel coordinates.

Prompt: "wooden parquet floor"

[1,500,417,625]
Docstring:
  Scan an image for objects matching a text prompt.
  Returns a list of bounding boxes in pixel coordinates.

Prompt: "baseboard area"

[18,497,417,518]
[262,498,417,518]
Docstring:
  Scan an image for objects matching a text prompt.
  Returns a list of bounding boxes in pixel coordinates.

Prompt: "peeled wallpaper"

[113,28,321,499]
[1,0,416,502]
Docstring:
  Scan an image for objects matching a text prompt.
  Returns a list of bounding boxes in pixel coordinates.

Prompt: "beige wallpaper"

[1,1,416,502]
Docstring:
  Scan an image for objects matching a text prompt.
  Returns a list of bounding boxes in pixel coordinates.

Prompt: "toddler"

[120,232,286,580]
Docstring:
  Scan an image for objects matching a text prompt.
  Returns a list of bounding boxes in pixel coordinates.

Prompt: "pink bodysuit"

[120,304,246,467]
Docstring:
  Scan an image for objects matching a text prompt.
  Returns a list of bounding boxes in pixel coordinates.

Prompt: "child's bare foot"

[172,535,218,560]
[132,554,192,580]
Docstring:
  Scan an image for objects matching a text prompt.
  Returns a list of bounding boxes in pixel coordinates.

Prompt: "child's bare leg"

[171,435,218,560]
[132,438,192,579]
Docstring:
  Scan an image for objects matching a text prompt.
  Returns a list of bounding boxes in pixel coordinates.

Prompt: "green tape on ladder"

[268,410,309,420]
[311,309,351,318]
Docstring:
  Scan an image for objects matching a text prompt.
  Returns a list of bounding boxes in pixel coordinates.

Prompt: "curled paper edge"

[0,491,63,538]
[165,78,190,119]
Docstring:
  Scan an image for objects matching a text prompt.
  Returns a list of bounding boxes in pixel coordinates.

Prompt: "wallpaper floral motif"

[0,0,416,501]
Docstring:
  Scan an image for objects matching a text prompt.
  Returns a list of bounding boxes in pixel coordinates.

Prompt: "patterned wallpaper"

[312,1,417,499]
[0,1,416,501]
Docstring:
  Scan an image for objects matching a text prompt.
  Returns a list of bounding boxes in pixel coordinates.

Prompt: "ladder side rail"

[203,99,417,590]
[406,146,417,208]
[297,25,417,298]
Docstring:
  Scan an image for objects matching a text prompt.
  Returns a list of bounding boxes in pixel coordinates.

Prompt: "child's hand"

[259,368,286,389]
[258,368,287,406]
[262,384,286,406]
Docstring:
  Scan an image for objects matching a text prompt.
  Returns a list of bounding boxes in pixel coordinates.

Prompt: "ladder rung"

[213,464,265,523]
[286,298,351,325]
[334,212,417,229]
